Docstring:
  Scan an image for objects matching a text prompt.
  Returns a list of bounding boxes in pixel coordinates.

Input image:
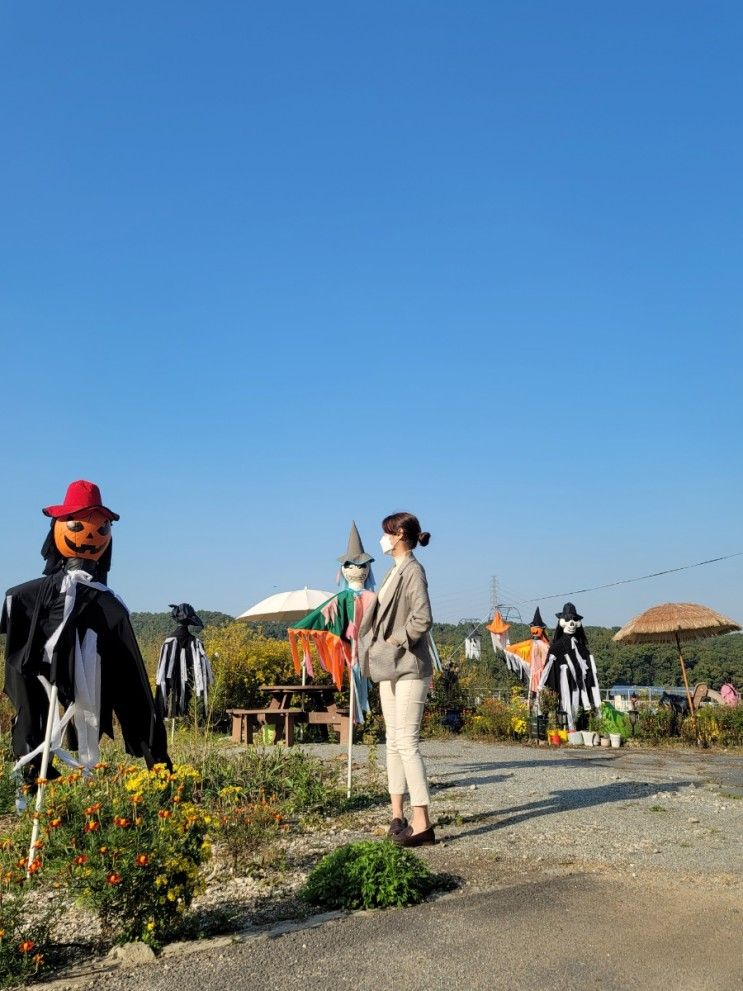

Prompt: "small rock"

[688,818,700,824]
[470,784,477,790]
[108,942,156,967]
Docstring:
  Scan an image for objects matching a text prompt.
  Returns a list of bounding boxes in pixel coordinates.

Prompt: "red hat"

[42,480,120,522]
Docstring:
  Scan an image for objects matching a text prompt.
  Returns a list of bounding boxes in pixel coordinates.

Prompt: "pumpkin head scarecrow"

[537,602,601,730]
[1,480,170,795]
[155,603,213,718]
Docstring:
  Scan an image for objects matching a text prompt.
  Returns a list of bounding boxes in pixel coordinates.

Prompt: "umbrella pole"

[27,684,59,876]
[675,634,698,739]
[346,667,355,799]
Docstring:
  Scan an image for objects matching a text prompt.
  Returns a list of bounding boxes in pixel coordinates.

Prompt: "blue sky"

[1,2,741,627]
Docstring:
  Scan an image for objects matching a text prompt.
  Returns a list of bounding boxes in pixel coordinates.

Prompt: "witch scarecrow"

[1,480,171,796]
[507,608,551,706]
[538,602,601,730]
[155,603,213,721]
[288,522,375,714]
[288,523,377,796]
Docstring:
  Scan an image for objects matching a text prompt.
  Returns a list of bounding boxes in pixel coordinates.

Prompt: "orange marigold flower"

[134,816,143,826]
[49,818,62,829]
[32,953,45,966]
[135,853,149,867]
[99,845,109,854]
[83,820,100,833]
[106,872,122,885]
[72,854,88,866]
[130,794,143,804]
[158,809,172,819]
[18,940,36,954]
[84,803,101,815]
[114,817,130,828]
[15,857,26,868]
[28,858,42,875]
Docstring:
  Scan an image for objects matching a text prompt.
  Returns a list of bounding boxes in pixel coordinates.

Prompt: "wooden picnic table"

[259,683,339,711]
[227,683,350,747]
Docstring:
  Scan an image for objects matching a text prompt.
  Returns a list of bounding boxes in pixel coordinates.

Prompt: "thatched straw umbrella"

[613,603,741,736]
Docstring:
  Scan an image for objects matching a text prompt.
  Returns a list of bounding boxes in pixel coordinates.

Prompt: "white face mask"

[379,534,396,554]
[342,562,369,589]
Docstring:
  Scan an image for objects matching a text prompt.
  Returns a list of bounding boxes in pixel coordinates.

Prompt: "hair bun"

[417,531,431,547]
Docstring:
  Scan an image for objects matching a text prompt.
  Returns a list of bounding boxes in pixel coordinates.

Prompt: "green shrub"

[681,705,743,747]
[0,741,17,816]
[200,623,295,719]
[463,694,527,740]
[301,840,436,910]
[635,707,675,744]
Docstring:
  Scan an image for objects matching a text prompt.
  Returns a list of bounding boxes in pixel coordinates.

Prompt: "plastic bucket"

[581,731,598,747]
[568,731,583,745]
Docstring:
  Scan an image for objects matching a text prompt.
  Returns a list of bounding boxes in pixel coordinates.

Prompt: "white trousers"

[379,678,430,807]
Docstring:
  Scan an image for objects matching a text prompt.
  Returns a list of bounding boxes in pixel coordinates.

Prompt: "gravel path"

[312,738,743,879]
[29,739,743,991]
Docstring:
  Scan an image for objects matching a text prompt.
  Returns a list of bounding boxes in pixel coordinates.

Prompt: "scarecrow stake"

[346,672,355,799]
[26,685,58,875]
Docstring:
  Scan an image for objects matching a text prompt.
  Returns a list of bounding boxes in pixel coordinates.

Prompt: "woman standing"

[360,512,436,846]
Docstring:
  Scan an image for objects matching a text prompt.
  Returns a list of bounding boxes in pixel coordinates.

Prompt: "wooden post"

[27,684,59,875]
[675,634,699,740]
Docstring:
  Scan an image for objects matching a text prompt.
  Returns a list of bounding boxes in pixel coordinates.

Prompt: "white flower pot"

[568,731,583,745]
[581,731,598,747]
[610,733,622,749]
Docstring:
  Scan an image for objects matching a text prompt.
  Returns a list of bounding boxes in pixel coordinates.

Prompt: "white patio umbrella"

[237,587,331,624]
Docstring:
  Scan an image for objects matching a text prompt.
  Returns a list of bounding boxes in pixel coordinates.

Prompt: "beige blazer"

[359,553,435,683]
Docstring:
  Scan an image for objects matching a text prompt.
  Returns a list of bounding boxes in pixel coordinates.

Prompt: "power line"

[438,549,743,665]
[512,550,743,606]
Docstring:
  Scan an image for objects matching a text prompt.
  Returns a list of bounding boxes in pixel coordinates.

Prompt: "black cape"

[2,568,170,770]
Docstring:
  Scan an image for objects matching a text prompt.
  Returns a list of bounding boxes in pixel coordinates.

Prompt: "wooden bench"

[306,707,351,745]
[226,708,306,747]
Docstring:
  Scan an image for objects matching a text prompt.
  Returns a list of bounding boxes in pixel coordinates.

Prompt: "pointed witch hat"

[530,607,546,629]
[337,521,374,565]
[487,610,510,635]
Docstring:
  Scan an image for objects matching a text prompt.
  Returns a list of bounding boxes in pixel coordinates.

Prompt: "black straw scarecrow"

[155,603,213,725]
[539,602,601,730]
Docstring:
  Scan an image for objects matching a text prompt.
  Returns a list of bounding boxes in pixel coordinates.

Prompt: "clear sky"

[2,2,741,628]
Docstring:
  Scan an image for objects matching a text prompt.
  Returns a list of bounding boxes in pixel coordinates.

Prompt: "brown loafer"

[393,825,436,847]
[387,817,408,837]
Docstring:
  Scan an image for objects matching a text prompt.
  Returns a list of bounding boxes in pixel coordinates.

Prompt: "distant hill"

[130,610,234,644]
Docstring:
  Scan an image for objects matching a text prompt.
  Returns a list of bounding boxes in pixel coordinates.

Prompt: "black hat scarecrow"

[155,603,213,719]
[1,480,170,801]
[541,602,601,731]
